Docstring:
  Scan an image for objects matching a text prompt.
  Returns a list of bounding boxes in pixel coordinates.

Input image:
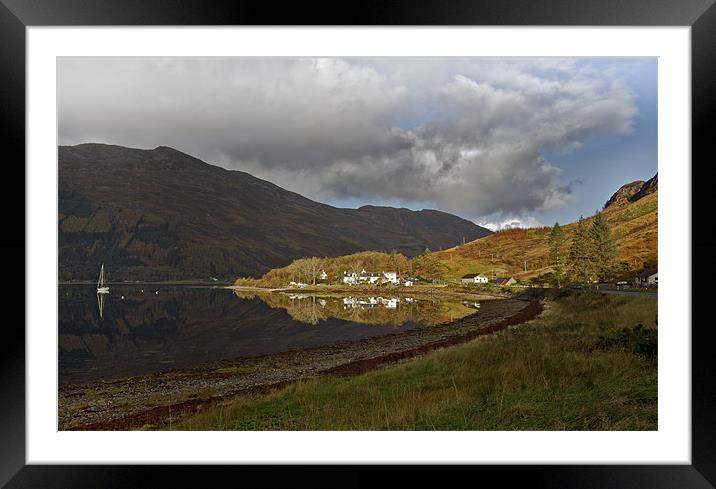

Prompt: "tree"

[414,248,442,280]
[388,251,410,279]
[548,222,567,288]
[569,216,595,284]
[590,212,617,282]
[291,257,321,285]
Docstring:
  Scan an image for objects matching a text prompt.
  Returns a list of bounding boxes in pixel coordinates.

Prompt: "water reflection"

[59,286,480,384]
[244,291,477,327]
[96,292,106,319]
[342,296,399,309]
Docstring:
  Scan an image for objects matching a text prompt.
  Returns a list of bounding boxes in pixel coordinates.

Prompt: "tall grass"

[171,292,657,431]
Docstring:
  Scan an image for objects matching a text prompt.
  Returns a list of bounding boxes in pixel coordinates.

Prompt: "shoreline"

[59,281,233,286]
[59,297,542,431]
[228,283,512,301]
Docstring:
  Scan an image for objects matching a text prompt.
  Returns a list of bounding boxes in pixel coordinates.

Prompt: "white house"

[635,267,658,287]
[319,270,328,281]
[343,272,359,285]
[382,271,399,284]
[461,273,488,284]
[343,269,399,285]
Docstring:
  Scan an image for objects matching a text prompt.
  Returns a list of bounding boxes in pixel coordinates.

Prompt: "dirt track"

[59,298,542,430]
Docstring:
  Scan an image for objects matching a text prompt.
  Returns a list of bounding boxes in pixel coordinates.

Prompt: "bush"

[595,324,657,360]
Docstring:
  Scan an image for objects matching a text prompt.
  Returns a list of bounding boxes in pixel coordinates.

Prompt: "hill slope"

[431,175,658,281]
[59,144,491,281]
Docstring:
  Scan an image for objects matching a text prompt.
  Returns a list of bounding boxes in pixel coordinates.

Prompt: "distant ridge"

[58,144,491,281]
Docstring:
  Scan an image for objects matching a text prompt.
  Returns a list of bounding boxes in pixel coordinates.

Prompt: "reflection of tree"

[233,290,257,300]
[284,295,324,325]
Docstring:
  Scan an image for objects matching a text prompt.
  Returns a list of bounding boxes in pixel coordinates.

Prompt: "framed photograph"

[4,0,714,486]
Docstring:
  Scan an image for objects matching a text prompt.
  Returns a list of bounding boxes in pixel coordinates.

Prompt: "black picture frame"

[2,0,714,487]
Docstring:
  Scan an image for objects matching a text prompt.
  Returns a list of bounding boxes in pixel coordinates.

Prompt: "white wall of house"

[343,270,401,285]
[462,275,488,284]
[383,271,399,284]
[635,272,658,287]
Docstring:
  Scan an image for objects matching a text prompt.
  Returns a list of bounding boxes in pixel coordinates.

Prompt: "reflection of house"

[490,277,516,286]
[462,300,481,309]
[342,296,400,309]
[635,267,658,287]
[461,273,488,284]
[342,269,399,285]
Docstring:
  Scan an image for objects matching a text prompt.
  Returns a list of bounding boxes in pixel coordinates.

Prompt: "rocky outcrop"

[629,173,658,202]
[604,180,645,208]
[604,172,658,209]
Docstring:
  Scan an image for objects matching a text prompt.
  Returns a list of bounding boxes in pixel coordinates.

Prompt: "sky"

[58,57,657,230]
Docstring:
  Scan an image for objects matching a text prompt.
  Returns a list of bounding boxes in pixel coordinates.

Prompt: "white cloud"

[478,215,544,231]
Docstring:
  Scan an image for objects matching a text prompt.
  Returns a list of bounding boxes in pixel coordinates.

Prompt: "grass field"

[171,291,657,431]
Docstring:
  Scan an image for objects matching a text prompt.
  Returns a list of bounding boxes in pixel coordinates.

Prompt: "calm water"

[58,285,479,385]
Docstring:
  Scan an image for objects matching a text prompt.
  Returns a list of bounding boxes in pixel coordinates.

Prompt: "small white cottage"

[382,271,399,284]
[634,267,658,287]
[461,273,488,284]
[343,272,359,285]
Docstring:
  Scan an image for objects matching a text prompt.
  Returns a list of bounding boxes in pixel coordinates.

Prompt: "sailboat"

[97,263,110,294]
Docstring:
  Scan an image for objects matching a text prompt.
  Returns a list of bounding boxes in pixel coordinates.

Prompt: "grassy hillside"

[171,291,657,431]
[432,190,657,282]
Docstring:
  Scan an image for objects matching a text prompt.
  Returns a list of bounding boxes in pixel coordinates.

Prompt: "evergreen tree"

[548,222,566,288]
[590,212,617,282]
[569,216,595,284]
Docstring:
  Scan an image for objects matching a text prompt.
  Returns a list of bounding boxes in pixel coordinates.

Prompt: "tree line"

[548,212,617,287]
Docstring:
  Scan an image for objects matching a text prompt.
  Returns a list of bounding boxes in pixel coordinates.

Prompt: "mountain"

[58,144,491,281]
[430,175,658,281]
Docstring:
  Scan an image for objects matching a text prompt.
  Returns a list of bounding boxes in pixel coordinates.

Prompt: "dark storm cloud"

[58,57,639,221]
